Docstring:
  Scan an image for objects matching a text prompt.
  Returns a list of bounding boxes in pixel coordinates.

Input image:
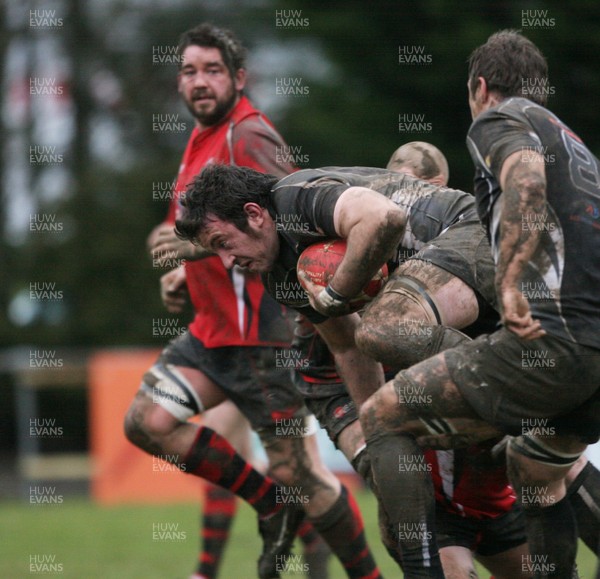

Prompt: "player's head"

[386,141,449,186]
[467,29,549,117]
[176,165,280,272]
[177,23,248,128]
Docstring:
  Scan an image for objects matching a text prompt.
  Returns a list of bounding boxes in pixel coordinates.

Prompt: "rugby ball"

[297,239,388,311]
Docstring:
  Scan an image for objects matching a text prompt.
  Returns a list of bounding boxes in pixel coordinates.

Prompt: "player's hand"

[160,266,188,313]
[148,223,199,265]
[298,271,351,317]
[500,285,545,340]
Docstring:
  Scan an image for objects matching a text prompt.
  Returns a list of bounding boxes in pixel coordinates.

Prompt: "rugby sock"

[196,484,237,578]
[297,520,331,579]
[567,461,600,554]
[366,431,444,578]
[351,448,404,567]
[522,496,578,578]
[309,485,382,579]
[183,426,280,517]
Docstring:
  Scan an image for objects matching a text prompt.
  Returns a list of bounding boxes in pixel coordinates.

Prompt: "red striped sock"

[183,426,280,517]
[310,485,382,579]
[196,484,237,578]
[298,520,331,578]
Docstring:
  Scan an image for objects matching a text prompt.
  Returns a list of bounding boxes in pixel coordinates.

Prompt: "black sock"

[351,449,404,568]
[196,484,236,577]
[183,426,279,517]
[567,461,600,554]
[366,431,444,578]
[297,520,331,579]
[522,496,578,578]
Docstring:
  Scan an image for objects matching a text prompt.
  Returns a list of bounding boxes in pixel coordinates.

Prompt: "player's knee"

[266,448,310,488]
[126,363,204,444]
[359,383,398,437]
[506,439,576,507]
[439,547,478,579]
[124,390,180,448]
[123,395,149,445]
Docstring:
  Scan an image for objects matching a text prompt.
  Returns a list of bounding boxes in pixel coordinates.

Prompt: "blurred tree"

[2,0,600,348]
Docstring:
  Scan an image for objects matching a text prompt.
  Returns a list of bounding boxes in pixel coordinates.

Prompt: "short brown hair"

[468,29,549,106]
[177,23,247,76]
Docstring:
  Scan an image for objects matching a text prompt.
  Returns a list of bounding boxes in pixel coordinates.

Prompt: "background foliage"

[2,0,600,348]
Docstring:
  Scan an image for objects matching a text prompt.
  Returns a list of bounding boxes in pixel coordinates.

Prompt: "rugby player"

[290,144,529,579]
[176,141,600,576]
[355,30,600,577]
[125,23,379,579]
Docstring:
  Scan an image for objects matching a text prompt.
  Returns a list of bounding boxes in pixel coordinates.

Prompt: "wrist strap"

[325,284,349,303]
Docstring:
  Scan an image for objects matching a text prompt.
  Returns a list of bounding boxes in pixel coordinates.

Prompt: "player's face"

[178,46,246,129]
[200,211,279,274]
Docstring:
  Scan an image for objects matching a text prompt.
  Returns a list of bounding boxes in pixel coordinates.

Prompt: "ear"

[243,202,265,225]
[234,68,247,92]
[474,76,490,105]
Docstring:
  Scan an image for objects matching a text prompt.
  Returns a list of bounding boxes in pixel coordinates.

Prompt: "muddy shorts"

[443,327,600,443]
[291,373,357,445]
[404,219,498,319]
[158,331,308,431]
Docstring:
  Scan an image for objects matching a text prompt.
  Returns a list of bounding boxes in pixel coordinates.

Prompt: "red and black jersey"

[426,444,516,520]
[166,96,295,348]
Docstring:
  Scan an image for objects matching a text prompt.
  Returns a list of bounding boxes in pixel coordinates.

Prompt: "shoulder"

[470,97,537,134]
[233,113,281,143]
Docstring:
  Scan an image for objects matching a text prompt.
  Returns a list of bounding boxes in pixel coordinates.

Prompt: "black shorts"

[435,503,526,557]
[409,219,498,316]
[292,375,358,445]
[292,370,397,444]
[158,332,307,430]
[443,327,600,443]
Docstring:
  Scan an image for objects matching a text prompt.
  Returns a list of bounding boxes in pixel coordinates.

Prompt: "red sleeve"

[232,116,297,178]
[165,200,177,224]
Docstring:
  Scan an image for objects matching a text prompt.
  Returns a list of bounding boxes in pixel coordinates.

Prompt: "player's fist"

[160,266,188,313]
[500,285,545,340]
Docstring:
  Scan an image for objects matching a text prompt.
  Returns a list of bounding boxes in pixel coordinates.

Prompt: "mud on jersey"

[263,166,477,322]
[467,97,600,349]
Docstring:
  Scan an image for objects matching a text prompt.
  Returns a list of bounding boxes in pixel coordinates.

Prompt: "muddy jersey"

[263,166,476,323]
[467,97,600,349]
[167,96,295,347]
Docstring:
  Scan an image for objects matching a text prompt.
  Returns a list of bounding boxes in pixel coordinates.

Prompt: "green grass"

[0,492,597,578]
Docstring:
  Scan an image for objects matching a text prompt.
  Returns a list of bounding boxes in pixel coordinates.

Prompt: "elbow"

[382,207,406,251]
[386,206,405,230]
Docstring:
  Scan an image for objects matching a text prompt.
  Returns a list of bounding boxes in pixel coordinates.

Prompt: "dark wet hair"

[175,164,278,241]
[468,29,549,106]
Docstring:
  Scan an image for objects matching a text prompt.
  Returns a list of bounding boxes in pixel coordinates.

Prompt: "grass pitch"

[1,491,597,578]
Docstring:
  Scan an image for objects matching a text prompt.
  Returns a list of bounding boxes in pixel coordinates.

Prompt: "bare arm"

[496,150,547,340]
[329,186,406,299]
[316,314,384,407]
